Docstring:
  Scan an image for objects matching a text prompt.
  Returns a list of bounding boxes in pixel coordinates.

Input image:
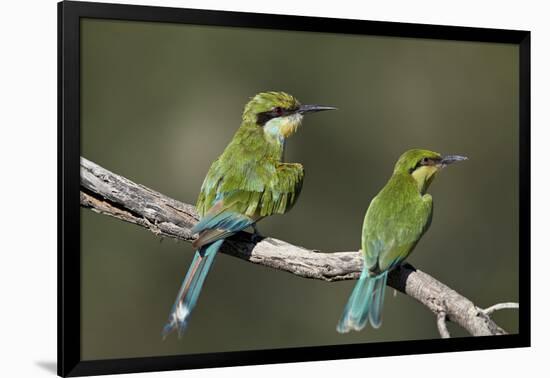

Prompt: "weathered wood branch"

[437,312,450,339]
[80,157,517,337]
[482,302,520,316]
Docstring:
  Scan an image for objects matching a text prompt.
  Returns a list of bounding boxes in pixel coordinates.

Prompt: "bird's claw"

[251,225,265,243]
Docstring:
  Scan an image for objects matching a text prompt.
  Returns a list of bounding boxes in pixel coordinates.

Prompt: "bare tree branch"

[482,302,520,316]
[437,312,450,338]
[80,157,516,337]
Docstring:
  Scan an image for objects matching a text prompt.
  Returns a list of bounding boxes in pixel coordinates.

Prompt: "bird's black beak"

[440,155,468,168]
[297,104,338,114]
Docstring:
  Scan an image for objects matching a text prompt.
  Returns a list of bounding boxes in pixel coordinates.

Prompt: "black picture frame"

[58,1,531,376]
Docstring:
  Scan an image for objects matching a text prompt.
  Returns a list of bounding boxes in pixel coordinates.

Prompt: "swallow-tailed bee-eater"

[337,149,467,333]
[162,91,336,337]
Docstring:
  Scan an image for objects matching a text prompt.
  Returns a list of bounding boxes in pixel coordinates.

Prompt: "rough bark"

[80,157,516,337]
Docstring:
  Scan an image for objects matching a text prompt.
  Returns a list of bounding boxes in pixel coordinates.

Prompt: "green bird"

[337,149,467,333]
[163,91,336,337]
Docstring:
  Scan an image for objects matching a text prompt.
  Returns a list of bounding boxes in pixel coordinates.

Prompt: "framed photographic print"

[58,0,530,376]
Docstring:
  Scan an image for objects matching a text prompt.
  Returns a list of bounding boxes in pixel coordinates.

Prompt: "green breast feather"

[362,173,433,273]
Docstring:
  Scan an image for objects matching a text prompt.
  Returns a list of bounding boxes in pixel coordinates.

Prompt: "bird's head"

[242,91,336,141]
[394,148,468,194]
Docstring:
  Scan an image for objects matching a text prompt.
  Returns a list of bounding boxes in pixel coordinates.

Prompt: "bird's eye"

[421,157,429,165]
[273,106,284,116]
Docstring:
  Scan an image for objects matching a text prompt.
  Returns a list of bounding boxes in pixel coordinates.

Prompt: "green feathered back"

[362,172,433,273]
[338,148,464,332]
[362,149,441,273]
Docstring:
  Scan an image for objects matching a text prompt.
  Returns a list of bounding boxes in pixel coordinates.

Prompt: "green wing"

[261,162,304,216]
[362,175,433,273]
[196,157,304,219]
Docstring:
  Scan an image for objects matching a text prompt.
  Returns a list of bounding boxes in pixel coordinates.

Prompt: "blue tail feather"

[337,270,389,333]
[162,239,223,338]
[163,206,255,338]
[368,271,388,328]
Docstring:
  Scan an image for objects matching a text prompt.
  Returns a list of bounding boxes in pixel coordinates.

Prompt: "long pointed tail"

[162,239,224,338]
[336,270,388,333]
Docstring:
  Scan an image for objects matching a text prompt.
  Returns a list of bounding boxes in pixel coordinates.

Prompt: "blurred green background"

[80,18,519,360]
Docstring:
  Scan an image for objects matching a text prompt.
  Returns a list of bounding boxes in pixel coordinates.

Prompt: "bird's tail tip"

[336,309,370,333]
[336,320,366,334]
[161,302,191,339]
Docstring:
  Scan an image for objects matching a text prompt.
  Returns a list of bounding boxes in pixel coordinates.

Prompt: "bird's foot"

[250,224,265,244]
[401,262,416,271]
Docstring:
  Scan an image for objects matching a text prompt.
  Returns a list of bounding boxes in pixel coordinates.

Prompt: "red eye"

[273,106,283,116]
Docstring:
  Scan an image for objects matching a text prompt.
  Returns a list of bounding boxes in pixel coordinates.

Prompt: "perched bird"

[337,149,467,333]
[163,91,336,337]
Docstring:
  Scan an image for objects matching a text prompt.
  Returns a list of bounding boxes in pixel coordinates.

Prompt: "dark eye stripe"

[256,106,298,126]
[256,111,275,126]
[419,158,440,167]
[410,157,441,173]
